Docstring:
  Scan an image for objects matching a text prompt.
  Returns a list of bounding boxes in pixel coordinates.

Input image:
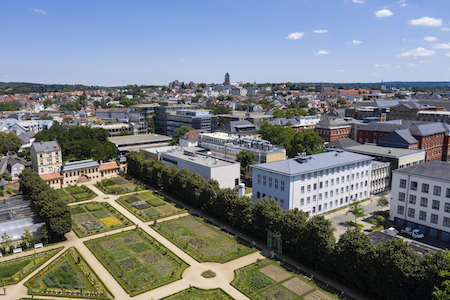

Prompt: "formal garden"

[84,228,188,296]
[161,287,235,299]
[232,259,339,300]
[0,247,63,285]
[25,247,113,299]
[116,191,184,222]
[153,215,256,263]
[95,176,144,195]
[56,185,97,203]
[71,201,133,237]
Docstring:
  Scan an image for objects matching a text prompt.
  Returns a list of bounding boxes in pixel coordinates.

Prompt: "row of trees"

[259,123,325,158]
[126,151,450,300]
[19,169,72,239]
[34,123,118,162]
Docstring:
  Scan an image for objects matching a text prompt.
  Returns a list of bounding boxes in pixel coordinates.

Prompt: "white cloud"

[335,70,345,72]
[348,40,362,44]
[2,75,10,78]
[433,43,450,49]
[353,0,364,3]
[397,0,407,7]
[374,64,390,67]
[446,52,450,57]
[286,32,305,40]
[29,7,47,14]
[315,50,330,55]
[408,17,442,27]
[398,47,436,57]
[407,63,417,68]
[313,30,328,33]
[375,9,393,18]
[179,59,184,61]
[424,36,437,42]
[441,28,450,31]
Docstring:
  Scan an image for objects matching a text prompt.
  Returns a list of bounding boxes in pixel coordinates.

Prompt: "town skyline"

[3,0,450,85]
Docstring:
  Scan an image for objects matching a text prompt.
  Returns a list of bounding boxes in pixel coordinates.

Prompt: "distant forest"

[0,82,108,95]
[292,81,450,91]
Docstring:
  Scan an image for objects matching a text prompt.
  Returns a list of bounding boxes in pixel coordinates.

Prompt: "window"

[313,195,316,202]
[434,186,442,196]
[445,203,450,213]
[319,194,322,201]
[269,177,272,187]
[342,176,345,182]
[397,205,404,215]
[325,192,328,198]
[336,178,339,184]
[420,197,428,207]
[347,175,349,181]
[398,192,405,202]
[307,196,310,204]
[257,192,260,198]
[307,185,311,192]
[313,183,317,190]
[432,200,440,210]
[263,176,266,186]
[431,214,438,224]
[335,199,338,206]
[257,174,261,184]
[422,183,429,193]
[410,181,417,191]
[320,182,323,188]
[325,180,328,188]
[280,199,284,206]
[275,179,279,189]
[281,181,285,191]
[336,189,338,195]
[301,186,305,194]
[400,179,407,188]
[300,198,304,206]
[419,211,427,221]
[331,179,334,186]
[447,188,450,198]
[444,217,450,228]
[409,195,416,204]
[341,187,344,193]
[408,208,415,218]
[352,174,355,180]
[324,203,327,210]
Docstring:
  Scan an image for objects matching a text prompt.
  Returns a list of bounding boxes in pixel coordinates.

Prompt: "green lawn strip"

[231,259,340,300]
[25,247,113,299]
[95,177,144,195]
[116,192,184,222]
[161,287,235,300]
[84,228,189,297]
[71,202,133,238]
[153,215,256,263]
[0,247,63,285]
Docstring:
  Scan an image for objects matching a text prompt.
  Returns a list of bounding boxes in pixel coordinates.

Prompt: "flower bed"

[84,229,188,297]
[153,215,256,263]
[58,185,97,203]
[71,202,132,237]
[95,177,144,195]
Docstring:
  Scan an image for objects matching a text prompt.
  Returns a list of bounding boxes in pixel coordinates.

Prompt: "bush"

[347,221,364,228]
[201,270,216,278]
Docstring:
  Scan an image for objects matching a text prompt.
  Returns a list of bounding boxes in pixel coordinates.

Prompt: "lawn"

[25,247,113,299]
[84,229,188,297]
[161,287,235,299]
[232,259,340,300]
[153,215,256,263]
[95,176,144,195]
[71,202,133,237]
[57,185,97,203]
[116,192,184,222]
[0,247,63,285]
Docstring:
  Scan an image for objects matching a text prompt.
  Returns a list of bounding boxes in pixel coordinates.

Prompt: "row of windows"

[257,175,285,191]
[301,181,368,194]
[398,192,450,211]
[397,206,450,226]
[299,167,369,181]
[255,192,284,206]
[400,180,450,197]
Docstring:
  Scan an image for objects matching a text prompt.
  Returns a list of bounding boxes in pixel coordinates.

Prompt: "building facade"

[154,102,199,135]
[370,161,390,194]
[390,161,450,241]
[166,110,218,137]
[252,151,372,216]
[31,141,63,174]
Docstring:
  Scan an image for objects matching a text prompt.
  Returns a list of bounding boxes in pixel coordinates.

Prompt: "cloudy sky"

[1,0,450,86]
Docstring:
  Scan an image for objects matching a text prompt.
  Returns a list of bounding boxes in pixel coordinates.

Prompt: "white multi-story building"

[390,161,450,241]
[252,150,373,216]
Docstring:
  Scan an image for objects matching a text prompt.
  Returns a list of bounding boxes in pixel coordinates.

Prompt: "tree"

[377,195,389,211]
[0,132,21,155]
[346,199,366,223]
[337,98,347,106]
[236,150,256,176]
[308,108,317,115]
[1,232,12,251]
[21,228,34,248]
[170,126,194,145]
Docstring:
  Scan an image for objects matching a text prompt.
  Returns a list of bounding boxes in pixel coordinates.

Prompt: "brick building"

[314,111,352,143]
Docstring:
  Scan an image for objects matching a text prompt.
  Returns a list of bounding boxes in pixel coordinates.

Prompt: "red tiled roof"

[99,162,119,171]
[40,173,63,181]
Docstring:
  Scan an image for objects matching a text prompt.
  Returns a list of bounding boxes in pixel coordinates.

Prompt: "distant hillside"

[293,81,450,90]
[0,82,108,95]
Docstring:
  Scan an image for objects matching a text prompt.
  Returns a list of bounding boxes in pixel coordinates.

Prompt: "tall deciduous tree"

[346,199,366,223]
[21,228,34,248]
[170,126,194,145]
[236,150,256,176]
[1,231,12,251]
[377,195,389,211]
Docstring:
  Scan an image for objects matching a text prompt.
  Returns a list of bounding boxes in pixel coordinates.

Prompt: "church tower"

[224,73,230,85]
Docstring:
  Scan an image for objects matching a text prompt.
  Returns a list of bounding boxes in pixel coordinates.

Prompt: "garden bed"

[153,215,256,263]
[84,228,188,297]
[0,247,63,285]
[57,185,97,203]
[25,247,113,299]
[71,202,133,237]
[116,192,184,222]
[95,177,144,195]
[232,259,340,300]
[161,287,235,299]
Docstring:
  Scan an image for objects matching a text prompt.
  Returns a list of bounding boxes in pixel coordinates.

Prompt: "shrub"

[201,270,216,278]
[347,221,364,228]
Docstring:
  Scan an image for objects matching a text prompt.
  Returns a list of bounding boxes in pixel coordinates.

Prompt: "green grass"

[0,247,63,285]
[95,177,144,195]
[25,247,113,299]
[84,229,189,297]
[71,202,132,238]
[57,186,97,203]
[161,287,235,300]
[232,259,341,300]
[153,215,256,263]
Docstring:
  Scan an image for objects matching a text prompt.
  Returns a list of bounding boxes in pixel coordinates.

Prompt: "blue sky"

[2,0,450,86]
